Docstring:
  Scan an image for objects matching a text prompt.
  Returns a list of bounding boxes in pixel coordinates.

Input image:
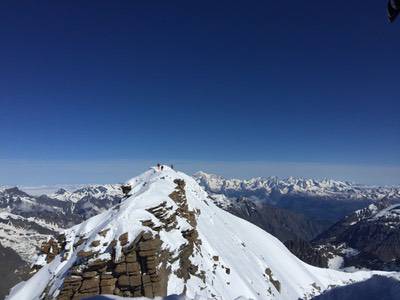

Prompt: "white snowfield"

[7,167,399,300]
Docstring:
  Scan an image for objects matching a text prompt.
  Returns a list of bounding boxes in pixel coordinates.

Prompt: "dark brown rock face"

[33,234,66,269]
[56,231,166,300]
[168,179,203,284]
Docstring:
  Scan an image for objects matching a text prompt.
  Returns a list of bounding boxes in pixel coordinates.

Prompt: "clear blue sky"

[0,1,399,185]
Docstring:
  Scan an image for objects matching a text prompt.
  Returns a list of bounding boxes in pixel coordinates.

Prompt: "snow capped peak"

[54,188,68,195]
[49,184,122,203]
[8,167,399,300]
[193,172,400,201]
[371,204,400,221]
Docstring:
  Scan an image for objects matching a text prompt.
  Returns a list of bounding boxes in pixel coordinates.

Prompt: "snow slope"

[7,167,399,300]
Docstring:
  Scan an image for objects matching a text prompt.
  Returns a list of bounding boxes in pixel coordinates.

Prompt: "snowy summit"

[8,166,399,300]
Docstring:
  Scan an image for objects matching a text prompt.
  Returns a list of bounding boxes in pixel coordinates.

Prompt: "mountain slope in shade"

[0,244,29,300]
[313,202,400,271]
[7,167,399,300]
[209,194,324,242]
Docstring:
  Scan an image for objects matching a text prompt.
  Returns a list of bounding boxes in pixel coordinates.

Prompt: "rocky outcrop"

[56,232,165,300]
[38,234,67,265]
[169,179,202,284]
[33,178,203,299]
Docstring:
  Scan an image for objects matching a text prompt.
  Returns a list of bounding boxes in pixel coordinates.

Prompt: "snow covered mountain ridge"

[194,172,400,201]
[0,184,124,264]
[7,166,399,300]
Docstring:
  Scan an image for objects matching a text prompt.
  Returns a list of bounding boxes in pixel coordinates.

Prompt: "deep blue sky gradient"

[0,1,399,184]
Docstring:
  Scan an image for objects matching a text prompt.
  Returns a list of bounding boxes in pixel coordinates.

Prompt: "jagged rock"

[64,276,83,284]
[141,220,154,227]
[139,239,161,251]
[126,262,140,274]
[143,282,154,298]
[77,250,95,258]
[98,229,110,237]
[100,277,116,287]
[100,286,114,294]
[70,267,82,276]
[142,232,153,240]
[74,238,87,248]
[40,242,51,254]
[113,287,122,296]
[119,232,129,246]
[125,253,137,262]
[87,258,108,270]
[100,273,113,280]
[90,240,100,247]
[79,277,99,293]
[117,274,142,288]
[265,268,281,293]
[82,271,97,279]
[139,249,157,257]
[115,263,127,274]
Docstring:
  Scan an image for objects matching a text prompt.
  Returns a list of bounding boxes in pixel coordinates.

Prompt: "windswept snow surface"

[8,167,399,300]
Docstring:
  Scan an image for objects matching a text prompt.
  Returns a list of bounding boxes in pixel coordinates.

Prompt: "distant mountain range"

[194,172,400,201]
[194,172,400,227]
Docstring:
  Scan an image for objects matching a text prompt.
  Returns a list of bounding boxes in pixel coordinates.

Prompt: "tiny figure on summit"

[157,163,161,171]
[161,165,164,171]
